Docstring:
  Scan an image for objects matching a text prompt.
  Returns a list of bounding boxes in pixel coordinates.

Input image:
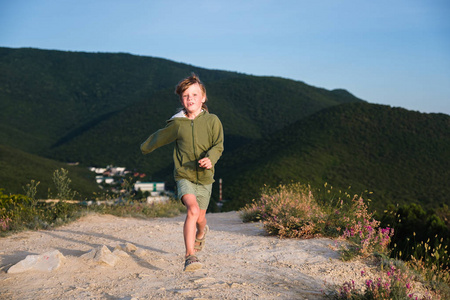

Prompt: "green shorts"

[176,179,212,210]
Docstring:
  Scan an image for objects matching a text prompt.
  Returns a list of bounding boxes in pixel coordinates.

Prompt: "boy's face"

[180,83,205,117]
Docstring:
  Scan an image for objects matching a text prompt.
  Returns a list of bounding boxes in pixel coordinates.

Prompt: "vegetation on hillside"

[0,145,101,199]
[220,102,450,212]
[0,47,357,156]
[380,203,450,279]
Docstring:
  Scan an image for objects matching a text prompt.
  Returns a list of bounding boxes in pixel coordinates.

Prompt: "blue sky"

[1,0,449,114]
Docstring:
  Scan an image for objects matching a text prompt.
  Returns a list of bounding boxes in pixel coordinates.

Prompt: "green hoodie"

[140,110,224,185]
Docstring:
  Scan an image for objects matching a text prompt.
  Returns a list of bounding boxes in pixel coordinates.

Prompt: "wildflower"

[0,217,11,231]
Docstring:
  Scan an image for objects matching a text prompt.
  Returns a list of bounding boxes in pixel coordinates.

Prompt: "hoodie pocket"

[198,167,214,183]
[175,161,197,181]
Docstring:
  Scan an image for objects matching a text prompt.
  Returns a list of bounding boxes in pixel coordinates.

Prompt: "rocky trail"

[0,212,381,299]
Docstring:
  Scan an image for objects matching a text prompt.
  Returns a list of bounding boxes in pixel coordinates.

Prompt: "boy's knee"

[187,205,200,218]
[182,194,201,216]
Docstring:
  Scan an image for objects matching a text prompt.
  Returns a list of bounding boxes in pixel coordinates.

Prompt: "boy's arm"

[140,120,178,155]
[205,117,224,165]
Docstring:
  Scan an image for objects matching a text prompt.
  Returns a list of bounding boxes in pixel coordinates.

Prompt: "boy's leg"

[196,209,207,239]
[182,194,208,257]
[182,194,203,257]
[195,209,207,250]
[193,183,211,244]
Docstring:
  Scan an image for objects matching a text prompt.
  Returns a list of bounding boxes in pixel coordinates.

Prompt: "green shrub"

[51,168,77,200]
[22,180,40,206]
[0,168,187,235]
[241,182,394,259]
[241,183,325,238]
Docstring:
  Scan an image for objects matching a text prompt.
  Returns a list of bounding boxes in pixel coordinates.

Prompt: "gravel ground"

[1,211,386,299]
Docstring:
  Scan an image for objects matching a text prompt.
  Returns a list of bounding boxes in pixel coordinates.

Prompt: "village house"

[134,181,170,204]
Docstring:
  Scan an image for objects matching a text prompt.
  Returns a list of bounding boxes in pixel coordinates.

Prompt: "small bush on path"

[240,182,393,258]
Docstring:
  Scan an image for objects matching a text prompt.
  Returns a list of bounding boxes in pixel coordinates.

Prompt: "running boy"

[140,73,224,271]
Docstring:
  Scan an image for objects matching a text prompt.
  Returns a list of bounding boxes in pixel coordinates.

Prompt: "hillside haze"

[1,47,448,211]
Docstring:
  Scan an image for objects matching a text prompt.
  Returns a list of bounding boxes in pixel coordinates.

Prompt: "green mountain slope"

[219,102,450,212]
[0,145,101,199]
[0,47,361,173]
[0,47,245,153]
[46,77,362,176]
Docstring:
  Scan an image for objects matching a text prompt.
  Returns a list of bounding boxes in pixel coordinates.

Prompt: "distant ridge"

[219,102,450,211]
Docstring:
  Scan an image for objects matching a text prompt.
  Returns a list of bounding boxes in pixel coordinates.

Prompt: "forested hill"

[219,102,450,212]
[0,47,360,170]
[0,47,243,154]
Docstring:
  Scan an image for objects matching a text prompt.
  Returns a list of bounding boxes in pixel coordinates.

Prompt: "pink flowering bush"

[336,265,439,300]
[339,196,394,260]
[0,216,11,231]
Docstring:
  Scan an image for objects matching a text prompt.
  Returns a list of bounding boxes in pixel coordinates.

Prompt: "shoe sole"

[184,261,202,272]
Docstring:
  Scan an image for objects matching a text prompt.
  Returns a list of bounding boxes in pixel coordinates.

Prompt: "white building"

[134,182,165,193]
[134,182,170,204]
[110,167,126,176]
[104,177,114,184]
[90,167,107,174]
[95,175,104,184]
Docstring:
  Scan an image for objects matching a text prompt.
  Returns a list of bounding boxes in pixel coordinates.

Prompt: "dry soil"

[1,211,386,299]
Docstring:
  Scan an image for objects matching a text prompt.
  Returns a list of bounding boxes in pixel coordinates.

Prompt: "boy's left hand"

[198,157,212,169]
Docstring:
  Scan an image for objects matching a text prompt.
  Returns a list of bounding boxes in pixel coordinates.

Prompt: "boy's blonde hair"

[175,73,208,112]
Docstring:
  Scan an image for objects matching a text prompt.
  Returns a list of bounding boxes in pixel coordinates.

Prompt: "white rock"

[8,250,65,273]
[81,245,118,266]
[135,248,148,256]
[193,277,216,284]
[112,249,130,258]
[115,242,137,253]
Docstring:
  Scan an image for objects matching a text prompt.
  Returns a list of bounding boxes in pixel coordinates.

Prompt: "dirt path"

[0,212,380,299]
